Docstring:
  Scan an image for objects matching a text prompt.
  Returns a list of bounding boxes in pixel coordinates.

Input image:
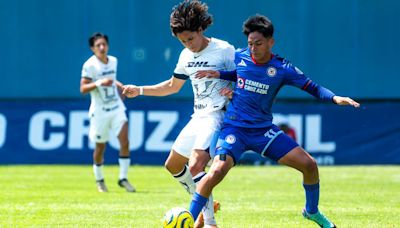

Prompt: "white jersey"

[174,38,236,117]
[81,55,126,116]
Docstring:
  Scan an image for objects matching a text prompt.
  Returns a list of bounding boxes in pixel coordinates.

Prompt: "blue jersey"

[223,48,334,128]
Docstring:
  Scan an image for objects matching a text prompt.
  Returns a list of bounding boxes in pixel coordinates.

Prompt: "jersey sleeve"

[173,50,189,80]
[114,57,118,76]
[223,44,236,71]
[283,63,335,102]
[282,63,310,88]
[81,62,95,80]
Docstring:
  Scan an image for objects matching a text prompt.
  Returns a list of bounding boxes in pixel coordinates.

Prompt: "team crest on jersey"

[225,134,236,144]
[266,67,277,77]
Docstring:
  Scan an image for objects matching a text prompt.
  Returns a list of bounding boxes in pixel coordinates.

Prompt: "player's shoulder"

[272,54,293,69]
[234,47,249,58]
[179,48,192,59]
[83,55,97,67]
[108,55,117,63]
[272,54,304,75]
[211,37,234,49]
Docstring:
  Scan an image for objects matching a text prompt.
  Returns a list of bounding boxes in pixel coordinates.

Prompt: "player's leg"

[189,149,217,228]
[189,123,246,222]
[189,153,234,221]
[165,149,193,193]
[167,118,198,194]
[278,147,335,227]
[116,120,135,192]
[189,113,223,227]
[266,131,335,228]
[93,142,108,192]
[278,146,320,210]
[89,113,110,192]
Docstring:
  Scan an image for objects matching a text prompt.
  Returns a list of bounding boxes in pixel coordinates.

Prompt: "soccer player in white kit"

[80,33,135,193]
[123,1,235,227]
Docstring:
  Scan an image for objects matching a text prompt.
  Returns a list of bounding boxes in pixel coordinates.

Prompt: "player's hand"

[100,78,114,86]
[195,70,220,79]
[220,87,233,99]
[122,85,140,98]
[333,96,360,108]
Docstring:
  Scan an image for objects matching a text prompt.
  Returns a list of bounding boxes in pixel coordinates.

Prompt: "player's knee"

[207,165,226,183]
[304,157,318,174]
[188,163,204,177]
[164,159,181,174]
[164,160,173,173]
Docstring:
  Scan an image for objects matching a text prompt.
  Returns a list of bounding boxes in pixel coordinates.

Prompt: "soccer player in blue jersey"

[190,14,360,227]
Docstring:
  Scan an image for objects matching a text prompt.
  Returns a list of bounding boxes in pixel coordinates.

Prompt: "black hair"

[243,15,274,38]
[88,32,109,47]
[170,0,213,36]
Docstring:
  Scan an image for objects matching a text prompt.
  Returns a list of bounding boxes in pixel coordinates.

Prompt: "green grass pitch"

[0,165,399,227]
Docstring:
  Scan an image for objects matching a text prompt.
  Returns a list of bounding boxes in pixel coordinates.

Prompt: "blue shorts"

[215,123,299,164]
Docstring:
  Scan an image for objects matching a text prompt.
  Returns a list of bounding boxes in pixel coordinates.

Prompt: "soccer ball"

[163,207,194,228]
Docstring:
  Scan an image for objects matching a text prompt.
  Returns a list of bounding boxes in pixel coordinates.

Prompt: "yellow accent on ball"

[163,207,194,228]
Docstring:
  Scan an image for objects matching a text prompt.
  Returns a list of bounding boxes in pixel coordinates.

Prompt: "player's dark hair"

[170,0,213,36]
[243,15,274,38]
[88,32,109,47]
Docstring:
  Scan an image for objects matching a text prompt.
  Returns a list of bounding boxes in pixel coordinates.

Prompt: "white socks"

[173,165,196,194]
[173,166,217,225]
[93,164,104,181]
[118,157,130,180]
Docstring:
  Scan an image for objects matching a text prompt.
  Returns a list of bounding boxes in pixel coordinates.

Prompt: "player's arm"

[142,76,186,96]
[195,70,237,82]
[302,80,360,108]
[80,77,113,94]
[123,76,186,98]
[115,80,124,91]
[114,80,127,99]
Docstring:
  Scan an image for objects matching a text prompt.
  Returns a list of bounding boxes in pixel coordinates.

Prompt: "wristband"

[95,80,102,87]
[139,86,144,95]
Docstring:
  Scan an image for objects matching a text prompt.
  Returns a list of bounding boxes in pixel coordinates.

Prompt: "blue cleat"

[302,208,336,228]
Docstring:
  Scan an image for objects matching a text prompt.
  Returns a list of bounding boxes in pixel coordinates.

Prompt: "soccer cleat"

[302,208,336,228]
[96,179,108,192]
[194,200,221,228]
[118,178,136,192]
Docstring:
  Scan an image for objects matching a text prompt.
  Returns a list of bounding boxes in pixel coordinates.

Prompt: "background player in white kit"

[80,32,135,193]
[123,1,235,227]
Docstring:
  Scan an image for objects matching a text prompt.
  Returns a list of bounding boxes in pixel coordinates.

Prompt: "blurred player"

[80,32,135,193]
[190,15,360,227]
[123,0,235,227]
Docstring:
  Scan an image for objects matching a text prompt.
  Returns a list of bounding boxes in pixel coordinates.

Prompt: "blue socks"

[189,192,208,220]
[303,182,320,214]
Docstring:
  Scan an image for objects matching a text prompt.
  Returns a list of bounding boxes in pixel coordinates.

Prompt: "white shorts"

[172,111,224,158]
[89,110,128,143]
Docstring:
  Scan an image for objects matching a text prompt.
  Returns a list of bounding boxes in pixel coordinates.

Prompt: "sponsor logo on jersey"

[225,134,236,144]
[266,67,277,77]
[237,77,245,89]
[194,103,208,110]
[237,76,269,94]
[102,70,115,76]
[238,59,247,67]
[186,62,217,68]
